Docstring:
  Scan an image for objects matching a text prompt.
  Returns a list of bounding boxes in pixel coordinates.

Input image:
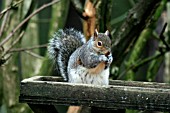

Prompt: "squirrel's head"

[92,29,112,56]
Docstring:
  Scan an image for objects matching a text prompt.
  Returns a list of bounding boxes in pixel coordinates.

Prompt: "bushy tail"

[48,28,86,81]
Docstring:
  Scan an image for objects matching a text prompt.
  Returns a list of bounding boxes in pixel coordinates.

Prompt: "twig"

[0,11,10,38]
[0,0,23,19]
[71,0,88,20]
[24,51,44,59]
[118,22,169,79]
[9,44,47,53]
[118,52,164,79]
[134,52,165,70]
[71,0,84,13]
[1,31,25,58]
[128,0,136,7]
[19,0,37,33]
[0,54,12,66]
[159,23,170,50]
[0,0,60,47]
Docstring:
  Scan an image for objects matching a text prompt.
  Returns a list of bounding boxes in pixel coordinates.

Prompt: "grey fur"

[48,28,86,81]
[48,28,113,85]
[67,32,113,85]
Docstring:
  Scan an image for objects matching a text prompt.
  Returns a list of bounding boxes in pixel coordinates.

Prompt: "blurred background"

[0,0,170,113]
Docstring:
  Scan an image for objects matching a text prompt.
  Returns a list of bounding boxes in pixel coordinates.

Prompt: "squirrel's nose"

[105,51,110,56]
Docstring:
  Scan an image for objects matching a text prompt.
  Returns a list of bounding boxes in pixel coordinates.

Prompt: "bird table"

[19,76,170,113]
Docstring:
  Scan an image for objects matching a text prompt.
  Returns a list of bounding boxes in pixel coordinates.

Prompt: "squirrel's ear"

[93,29,98,40]
[105,30,110,36]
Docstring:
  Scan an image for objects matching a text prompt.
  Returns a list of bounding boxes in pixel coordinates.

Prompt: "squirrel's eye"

[97,41,102,47]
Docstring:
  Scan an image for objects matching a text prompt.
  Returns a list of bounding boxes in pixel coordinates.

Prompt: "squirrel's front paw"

[99,55,108,62]
[107,55,113,64]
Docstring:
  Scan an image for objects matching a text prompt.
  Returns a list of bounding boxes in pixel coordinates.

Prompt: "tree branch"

[159,23,170,50]
[118,21,169,79]
[9,44,47,53]
[1,31,25,58]
[0,0,60,47]
[0,0,23,19]
[71,0,87,20]
[24,51,44,59]
[111,0,161,66]
[118,52,165,79]
[19,0,37,34]
[0,11,10,38]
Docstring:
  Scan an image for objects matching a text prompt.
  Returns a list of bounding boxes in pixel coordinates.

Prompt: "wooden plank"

[19,76,170,112]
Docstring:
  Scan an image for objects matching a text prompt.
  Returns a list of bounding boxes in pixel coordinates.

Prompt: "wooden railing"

[19,76,170,113]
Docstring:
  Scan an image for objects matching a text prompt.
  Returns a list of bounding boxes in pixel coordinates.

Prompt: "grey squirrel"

[48,28,113,85]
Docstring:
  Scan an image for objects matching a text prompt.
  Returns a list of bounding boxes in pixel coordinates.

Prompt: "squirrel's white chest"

[68,66,109,85]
